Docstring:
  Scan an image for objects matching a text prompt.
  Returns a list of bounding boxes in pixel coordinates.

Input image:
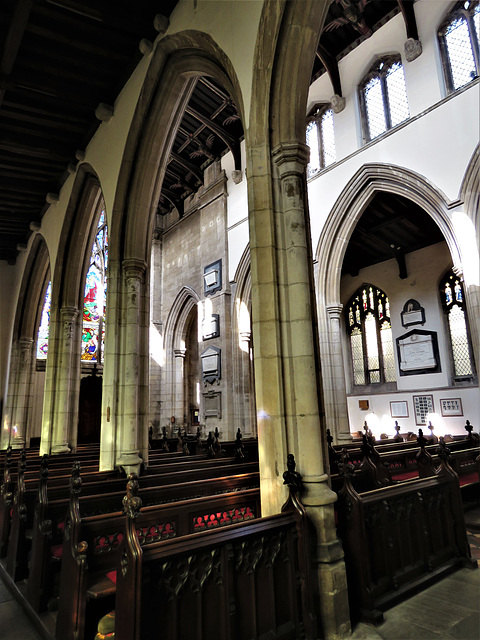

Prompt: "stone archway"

[40,167,104,455]
[314,163,467,445]
[102,32,246,473]
[2,236,50,449]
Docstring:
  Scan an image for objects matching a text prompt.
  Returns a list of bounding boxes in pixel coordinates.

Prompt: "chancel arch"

[2,236,50,450]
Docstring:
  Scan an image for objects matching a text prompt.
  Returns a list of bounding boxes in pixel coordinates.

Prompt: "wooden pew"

[112,460,319,640]
[26,462,260,613]
[335,446,478,624]
[55,472,261,640]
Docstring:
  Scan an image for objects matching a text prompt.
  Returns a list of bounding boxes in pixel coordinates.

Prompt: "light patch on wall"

[149,323,165,367]
[365,412,382,439]
[237,300,251,353]
[425,412,446,437]
[381,414,395,437]
[451,211,479,286]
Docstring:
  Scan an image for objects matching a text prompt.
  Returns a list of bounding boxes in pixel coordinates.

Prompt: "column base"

[51,443,71,454]
[11,435,26,450]
[336,431,353,444]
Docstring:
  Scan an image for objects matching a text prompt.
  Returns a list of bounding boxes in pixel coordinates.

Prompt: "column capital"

[174,348,186,359]
[18,336,34,349]
[326,303,344,319]
[123,258,147,281]
[60,305,79,321]
[271,141,310,177]
[239,330,252,343]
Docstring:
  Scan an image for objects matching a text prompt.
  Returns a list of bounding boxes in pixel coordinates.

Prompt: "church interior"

[0,0,479,638]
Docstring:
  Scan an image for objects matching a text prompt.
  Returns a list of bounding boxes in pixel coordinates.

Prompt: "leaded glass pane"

[449,305,473,376]
[306,120,320,177]
[365,312,380,382]
[350,328,365,385]
[474,5,480,47]
[386,62,410,127]
[320,109,336,167]
[445,16,476,89]
[36,281,51,359]
[81,210,107,362]
[380,321,396,382]
[364,76,387,140]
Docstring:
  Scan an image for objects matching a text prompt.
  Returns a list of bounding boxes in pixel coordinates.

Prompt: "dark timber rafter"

[397,0,419,41]
[184,105,242,171]
[316,45,343,98]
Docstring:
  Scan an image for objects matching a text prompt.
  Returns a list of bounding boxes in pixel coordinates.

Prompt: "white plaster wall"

[341,242,480,435]
[347,386,479,438]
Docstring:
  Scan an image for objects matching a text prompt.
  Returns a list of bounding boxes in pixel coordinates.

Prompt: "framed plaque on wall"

[413,394,434,425]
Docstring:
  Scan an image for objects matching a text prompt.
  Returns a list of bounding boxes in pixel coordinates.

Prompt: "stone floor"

[1,511,479,640]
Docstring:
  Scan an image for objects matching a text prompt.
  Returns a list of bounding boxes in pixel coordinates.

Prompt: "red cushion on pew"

[459,472,478,487]
[392,471,418,481]
[51,545,63,559]
[106,570,116,584]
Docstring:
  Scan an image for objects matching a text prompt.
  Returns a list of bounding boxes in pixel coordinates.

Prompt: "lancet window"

[359,56,410,142]
[36,281,51,360]
[81,209,108,363]
[439,1,480,93]
[440,270,474,379]
[306,106,336,178]
[345,284,396,386]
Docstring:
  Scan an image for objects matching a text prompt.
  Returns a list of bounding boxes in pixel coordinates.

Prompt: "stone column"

[270,141,350,639]
[239,330,255,437]
[1,338,34,449]
[50,306,79,454]
[11,338,34,448]
[116,259,146,476]
[173,348,186,427]
[325,304,351,443]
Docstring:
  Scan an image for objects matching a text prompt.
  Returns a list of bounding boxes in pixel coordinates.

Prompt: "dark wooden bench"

[335,446,478,624]
[55,472,261,640]
[26,462,260,613]
[112,462,319,640]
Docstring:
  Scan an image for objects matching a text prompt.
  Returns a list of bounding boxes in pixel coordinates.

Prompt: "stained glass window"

[81,209,107,362]
[36,281,51,359]
[440,270,474,378]
[306,106,336,178]
[439,2,480,93]
[359,56,410,142]
[345,284,396,386]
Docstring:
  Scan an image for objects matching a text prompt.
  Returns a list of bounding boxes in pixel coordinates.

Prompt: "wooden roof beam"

[184,105,241,171]
[0,0,34,109]
[316,45,342,98]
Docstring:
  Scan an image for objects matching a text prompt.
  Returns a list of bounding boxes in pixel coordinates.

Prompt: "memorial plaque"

[396,329,440,376]
[413,394,434,425]
[201,346,221,383]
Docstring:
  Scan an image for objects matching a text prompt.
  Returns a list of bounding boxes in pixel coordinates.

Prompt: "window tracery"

[359,56,409,142]
[440,270,474,379]
[345,284,396,386]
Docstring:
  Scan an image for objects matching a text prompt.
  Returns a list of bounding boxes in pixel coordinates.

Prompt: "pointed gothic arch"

[314,162,474,447]
[2,236,50,449]
[40,167,106,455]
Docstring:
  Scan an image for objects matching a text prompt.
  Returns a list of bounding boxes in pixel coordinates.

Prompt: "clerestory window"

[306,105,336,178]
[345,284,396,386]
[359,56,410,142]
[440,270,475,380]
[438,1,480,93]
